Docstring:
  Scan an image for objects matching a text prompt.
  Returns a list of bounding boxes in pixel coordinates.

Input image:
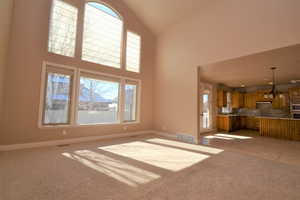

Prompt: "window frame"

[38,61,141,128]
[125,30,142,73]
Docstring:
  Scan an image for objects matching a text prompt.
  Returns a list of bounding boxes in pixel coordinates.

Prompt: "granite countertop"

[217,114,300,120]
[256,116,300,121]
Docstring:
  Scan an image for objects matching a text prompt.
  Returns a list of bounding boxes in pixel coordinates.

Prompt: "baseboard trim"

[0,130,154,152]
[153,131,178,139]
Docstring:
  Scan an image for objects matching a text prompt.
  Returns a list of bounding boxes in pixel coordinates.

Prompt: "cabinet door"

[240,116,246,129]
[272,95,281,109]
[251,93,257,109]
[244,94,249,108]
[239,93,244,108]
[272,93,289,109]
[232,92,239,108]
[217,90,227,107]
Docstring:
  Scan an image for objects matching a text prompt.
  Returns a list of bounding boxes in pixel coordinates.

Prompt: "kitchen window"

[39,62,141,127]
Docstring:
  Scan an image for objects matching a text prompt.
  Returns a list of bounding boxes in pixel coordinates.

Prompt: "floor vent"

[57,144,70,147]
[176,134,195,144]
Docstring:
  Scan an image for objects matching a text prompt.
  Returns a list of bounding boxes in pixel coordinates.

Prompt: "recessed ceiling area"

[199,44,300,88]
[123,0,210,35]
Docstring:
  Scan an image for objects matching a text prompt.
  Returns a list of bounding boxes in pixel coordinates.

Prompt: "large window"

[48,0,78,57]
[77,75,120,124]
[126,31,141,73]
[48,1,143,72]
[42,68,74,125]
[40,63,140,127]
[82,2,123,68]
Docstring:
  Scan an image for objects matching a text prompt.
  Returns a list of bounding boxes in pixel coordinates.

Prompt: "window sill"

[38,121,140,129]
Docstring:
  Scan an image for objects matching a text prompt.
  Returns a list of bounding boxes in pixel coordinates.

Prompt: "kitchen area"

[217,85,300,141]
[198,44,300,141]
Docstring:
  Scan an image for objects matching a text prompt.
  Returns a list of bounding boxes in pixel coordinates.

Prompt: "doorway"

[199,83,214,133]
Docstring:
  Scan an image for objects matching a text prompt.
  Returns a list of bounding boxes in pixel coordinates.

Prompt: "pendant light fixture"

[268,67,277,99]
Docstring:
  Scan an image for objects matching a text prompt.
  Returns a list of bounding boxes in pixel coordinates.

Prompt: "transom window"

[48,0,142,73]
[48,0,78,57]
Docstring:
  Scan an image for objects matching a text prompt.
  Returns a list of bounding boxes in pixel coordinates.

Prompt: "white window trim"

[38,61,141,129]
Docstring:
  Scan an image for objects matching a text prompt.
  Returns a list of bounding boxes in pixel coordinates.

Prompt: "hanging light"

[268,67,277,99]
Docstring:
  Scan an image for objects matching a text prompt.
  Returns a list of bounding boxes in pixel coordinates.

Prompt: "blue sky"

[88,2,120,19]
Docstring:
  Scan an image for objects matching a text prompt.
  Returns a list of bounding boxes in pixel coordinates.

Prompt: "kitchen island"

[258,117,300,141]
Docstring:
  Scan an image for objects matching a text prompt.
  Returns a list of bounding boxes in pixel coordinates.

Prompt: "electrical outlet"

[62,129,67,135]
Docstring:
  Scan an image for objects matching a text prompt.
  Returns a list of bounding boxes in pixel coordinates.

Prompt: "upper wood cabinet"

[244,92,257,109]
[232,92,244,108]
[272,93,289,110]
[217,89,227,108]
[289,87,300,101]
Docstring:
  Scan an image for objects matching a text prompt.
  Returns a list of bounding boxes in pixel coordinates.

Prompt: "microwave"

[291,104,300,112]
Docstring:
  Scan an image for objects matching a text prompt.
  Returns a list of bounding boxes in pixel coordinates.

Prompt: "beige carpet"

[1,131,300,200]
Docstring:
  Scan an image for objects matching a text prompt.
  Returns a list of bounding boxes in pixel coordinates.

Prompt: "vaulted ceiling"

[123,0,210,35]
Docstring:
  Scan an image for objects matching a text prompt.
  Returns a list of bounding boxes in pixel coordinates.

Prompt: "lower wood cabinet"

[217,115,231,132]
[260,118,300,141]
[217,115,259,132]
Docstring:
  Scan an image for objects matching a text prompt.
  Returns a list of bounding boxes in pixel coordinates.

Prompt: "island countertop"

[256,116,300,121]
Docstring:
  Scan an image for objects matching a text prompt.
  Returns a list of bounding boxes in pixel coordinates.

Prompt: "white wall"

[154,0,300,141]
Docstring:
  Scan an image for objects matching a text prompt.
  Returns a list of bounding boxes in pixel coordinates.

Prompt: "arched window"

[82,2,123,68]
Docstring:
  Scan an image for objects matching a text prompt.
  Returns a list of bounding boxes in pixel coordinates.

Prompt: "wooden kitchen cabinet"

[217,89,227,108]
[289,87,300,103]
[246,116,259,130]
[272,93,289,110]
[232,92,244,108]
[217,115,231,132]
[289,87,300,97]
[256,90,273,102]
[244,92,257,109]
[260,118,300,141]
[240,116,247,129]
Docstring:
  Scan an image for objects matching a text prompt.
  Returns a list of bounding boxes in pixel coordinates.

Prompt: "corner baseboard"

[153,131,177,139]
[0,130,154,152]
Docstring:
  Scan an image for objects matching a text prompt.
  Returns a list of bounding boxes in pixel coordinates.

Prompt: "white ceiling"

[200,44,300,88]
[123,0,210,35]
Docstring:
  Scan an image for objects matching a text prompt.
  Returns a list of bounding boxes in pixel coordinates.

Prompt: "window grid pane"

[77,76,120,124]
[43,73,72,124]
[82,3,123,68]
[126,32,141,73]
[124,84,137,121]
[48,0,78,57]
